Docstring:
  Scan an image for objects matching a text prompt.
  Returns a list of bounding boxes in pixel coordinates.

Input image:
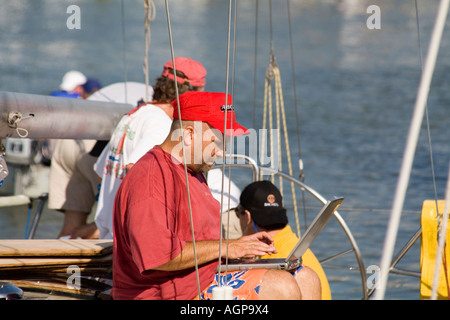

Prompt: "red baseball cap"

[172,91,249,136]
[161,57,207,88]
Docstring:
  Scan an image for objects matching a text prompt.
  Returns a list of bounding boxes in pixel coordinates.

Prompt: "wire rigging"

[414,0,450,299]
[259,0,301,237]
[144,0,156,103]
[252,1,259,130]
[286,0,309,232]
[163,0,202,299]
[217,0,236,290]
[375,0,450,300]
[120,0,128,103]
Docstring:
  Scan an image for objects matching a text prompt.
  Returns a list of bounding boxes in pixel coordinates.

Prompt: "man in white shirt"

[87,57,240,240]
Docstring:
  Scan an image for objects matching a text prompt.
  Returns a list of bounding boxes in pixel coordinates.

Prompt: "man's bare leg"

[294,266,322,300]
[58,210,88,238]
[258,269,302,300]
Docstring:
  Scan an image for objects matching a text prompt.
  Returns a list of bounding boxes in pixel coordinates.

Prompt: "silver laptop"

[217,197,344,272]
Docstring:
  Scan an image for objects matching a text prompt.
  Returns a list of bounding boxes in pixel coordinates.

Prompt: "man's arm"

[152,232,277,272]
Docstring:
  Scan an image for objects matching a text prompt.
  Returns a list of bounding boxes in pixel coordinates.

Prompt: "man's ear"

[182,125,194,146]
[244,210,253,226]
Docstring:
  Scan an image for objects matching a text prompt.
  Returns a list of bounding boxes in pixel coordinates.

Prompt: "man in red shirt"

[112,91,302,300]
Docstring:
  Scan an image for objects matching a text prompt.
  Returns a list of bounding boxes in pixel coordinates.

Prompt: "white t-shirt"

[206,168,240,211]
[94,104,241,239]
[94,104,172,239]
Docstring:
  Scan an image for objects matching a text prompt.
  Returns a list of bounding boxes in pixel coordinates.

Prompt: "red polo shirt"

[112,146,221,300]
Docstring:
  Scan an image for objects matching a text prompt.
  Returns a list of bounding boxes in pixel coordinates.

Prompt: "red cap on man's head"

[172,91,249,136]
[162,57,207,88]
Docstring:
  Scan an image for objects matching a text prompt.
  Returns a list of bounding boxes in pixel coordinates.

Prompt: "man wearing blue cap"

[48,74,103,239]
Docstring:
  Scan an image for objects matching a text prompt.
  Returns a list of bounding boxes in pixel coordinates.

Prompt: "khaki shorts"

[194,269,268,300]
[48,139,100,213]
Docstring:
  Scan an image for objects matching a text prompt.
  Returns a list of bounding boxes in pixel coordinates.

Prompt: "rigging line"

[286,0,308,233]
[164,0,201,298]
[261,64,274,184]
[260,0,276,177]
[144,0,156,103]
[120,0,128,103]
[224,0,239,265]
[431,163,450,300]
[286,0,303,171]
[374,0,449,300]
[269,72,274,184]
[260,71,269,177]
[252,0,259,129]
[274,66,301,238]
[222,0,238,283]
[263,1,302,236]
[217,0,234,288]
[415,0,450,298]
[275,65,282,194]
[415,0,440,227]
[269,0,274,60]
[443,249,450,298]
[221,0,237,234]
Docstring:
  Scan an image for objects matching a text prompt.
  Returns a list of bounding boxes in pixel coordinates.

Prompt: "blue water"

[1,0,450,300]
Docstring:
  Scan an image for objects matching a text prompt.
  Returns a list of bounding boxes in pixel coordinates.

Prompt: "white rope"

[216,0,234,291]
[225,0,238,284]
[7,111,34,138]
[374,0,449,300]
[163,0,201,299]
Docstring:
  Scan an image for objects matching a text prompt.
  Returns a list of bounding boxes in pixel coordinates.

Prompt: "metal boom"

[0,91,133,140]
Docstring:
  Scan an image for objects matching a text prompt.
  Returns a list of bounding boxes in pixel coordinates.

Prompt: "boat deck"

[0,239,113,300]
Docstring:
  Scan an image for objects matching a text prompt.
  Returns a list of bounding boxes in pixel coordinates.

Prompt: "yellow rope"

[274,65,300,238]
[262,60,301,237]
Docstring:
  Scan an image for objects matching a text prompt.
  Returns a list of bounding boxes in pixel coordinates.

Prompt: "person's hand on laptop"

[226,232,278,259]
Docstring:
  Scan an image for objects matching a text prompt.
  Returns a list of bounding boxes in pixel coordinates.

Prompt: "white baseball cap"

[59,70,87,91]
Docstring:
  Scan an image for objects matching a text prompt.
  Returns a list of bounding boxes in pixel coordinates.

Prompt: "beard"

[190,161,214,174]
